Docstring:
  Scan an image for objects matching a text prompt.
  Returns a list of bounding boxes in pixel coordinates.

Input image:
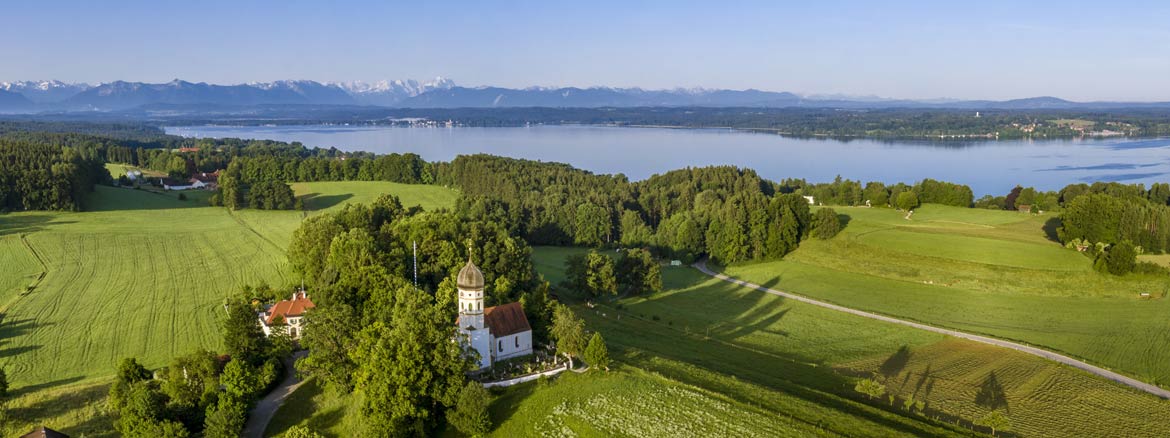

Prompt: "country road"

[693,260,1170,400]
[244,350,309,438]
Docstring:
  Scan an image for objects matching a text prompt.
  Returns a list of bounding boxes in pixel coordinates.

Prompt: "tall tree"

[551,304,587,368]
[223,297,269,366]
[350,286,469,435]
[584,332,611,371]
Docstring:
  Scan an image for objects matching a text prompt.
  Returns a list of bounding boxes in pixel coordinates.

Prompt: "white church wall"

[495,330,533,361]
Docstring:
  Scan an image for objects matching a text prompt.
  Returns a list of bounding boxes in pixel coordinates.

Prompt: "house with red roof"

[259,290,315,339]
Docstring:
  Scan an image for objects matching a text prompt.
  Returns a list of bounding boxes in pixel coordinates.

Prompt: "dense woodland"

[0,138,107,211]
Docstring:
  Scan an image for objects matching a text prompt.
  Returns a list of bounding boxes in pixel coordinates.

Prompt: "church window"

[515,336,519,348]
[498,340,503,351]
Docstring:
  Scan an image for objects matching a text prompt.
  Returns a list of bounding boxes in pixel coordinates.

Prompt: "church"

[456,257,533,369]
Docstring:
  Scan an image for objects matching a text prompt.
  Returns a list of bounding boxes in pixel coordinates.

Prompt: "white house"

[259,290,315,340]
[803,195,815,205]
[456,257,533,369]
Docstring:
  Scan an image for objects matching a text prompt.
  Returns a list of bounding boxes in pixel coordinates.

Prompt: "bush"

[584,332,611,371]
[812,208,842,239]
[447,381,491,436]
[895,191,919,211]
[177,193,187,201]
[1103,241,1137,275]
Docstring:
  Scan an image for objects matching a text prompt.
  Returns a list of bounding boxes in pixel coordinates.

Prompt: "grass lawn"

[722,204,1170,388]
[103,162,165,179]
[0,181,457,435]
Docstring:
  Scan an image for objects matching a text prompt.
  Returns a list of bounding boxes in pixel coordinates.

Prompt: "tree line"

[0,138,108,211]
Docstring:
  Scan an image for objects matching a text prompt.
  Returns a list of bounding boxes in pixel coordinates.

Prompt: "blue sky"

[4,0,1170,101]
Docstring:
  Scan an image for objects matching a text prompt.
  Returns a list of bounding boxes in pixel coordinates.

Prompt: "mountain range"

[3,78,1170,112]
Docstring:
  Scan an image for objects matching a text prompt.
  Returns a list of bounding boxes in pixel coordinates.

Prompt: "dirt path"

[693,260,1170,400]
[244,350,309,438]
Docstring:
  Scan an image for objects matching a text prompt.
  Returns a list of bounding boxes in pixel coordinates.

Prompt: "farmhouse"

[455,257,533,369]
[259,290,315,340]
[160,171,220,191]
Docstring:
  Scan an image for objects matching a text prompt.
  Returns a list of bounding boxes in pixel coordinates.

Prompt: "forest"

[0,138,108,211]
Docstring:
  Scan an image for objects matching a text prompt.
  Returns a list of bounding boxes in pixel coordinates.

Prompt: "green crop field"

[0,182,457,436]
[721,205,1170,388]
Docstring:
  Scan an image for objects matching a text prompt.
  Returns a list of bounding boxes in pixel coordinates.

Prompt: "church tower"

[457,255,485,330]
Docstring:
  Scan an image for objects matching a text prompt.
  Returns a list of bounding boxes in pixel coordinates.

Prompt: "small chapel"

[456,256,533,369]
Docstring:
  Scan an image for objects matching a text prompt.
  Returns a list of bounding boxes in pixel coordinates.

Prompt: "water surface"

[165,125,1170,196]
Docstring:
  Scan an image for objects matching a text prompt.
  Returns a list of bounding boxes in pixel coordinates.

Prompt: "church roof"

[484,302,531,337]
[21,426,69,438]
[458,259,485,290]
[265,291,315,325]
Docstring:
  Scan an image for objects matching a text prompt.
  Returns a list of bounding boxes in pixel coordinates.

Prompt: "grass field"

[0,181,457,436]
[721,205,1170,388]
[264,241,1170,437]
[529,247,1170,438]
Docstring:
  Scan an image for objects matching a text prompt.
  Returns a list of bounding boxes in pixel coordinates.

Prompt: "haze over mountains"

[3,77,1170,113]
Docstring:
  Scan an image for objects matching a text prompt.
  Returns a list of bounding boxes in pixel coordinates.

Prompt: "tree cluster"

[564,249,663,298]
[446,156,821,265]
[286,195,549,435]
[108,290,291,437]
[0,138,108,211]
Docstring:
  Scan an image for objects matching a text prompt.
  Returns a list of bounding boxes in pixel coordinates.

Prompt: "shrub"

[812,208,842,239]
[584,332,611,371]
[447,381,491,436]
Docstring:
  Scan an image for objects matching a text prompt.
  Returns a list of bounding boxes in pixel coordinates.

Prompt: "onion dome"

[457,259,485,290]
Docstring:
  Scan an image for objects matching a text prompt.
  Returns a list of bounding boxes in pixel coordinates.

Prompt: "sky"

[3,0,1170,101]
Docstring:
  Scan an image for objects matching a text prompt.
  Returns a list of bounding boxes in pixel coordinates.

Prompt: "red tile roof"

[21,426,69,438]
[484,302,531,337]
[265,291,315,325]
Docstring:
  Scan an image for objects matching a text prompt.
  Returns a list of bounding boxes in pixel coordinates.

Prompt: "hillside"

[722,205,1170,390]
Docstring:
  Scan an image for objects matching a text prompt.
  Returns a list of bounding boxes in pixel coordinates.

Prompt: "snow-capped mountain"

[67,79,358,109]
[0,80,91,103]
[332,76,456,106]
[1,77,1148,112]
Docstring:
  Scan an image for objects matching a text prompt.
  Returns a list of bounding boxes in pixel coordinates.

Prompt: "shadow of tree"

[879,345,911,379]
[837,213,853,230]
[1042,217,1062,243]
[975,371,1009,411]
[0,215,72,237]
[299,193,354,211]
[487,377,538,428]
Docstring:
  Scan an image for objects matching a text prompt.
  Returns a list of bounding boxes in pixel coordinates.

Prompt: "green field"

[720,205,1170,388]
[263,240,1170,437]
[0,181,457,436]
[528,247,1170,438]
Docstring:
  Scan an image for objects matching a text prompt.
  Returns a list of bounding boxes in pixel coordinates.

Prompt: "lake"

[165,125,1170,196]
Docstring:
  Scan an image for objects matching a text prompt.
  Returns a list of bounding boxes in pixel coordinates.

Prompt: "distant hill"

[397,86,802,108]
[3,77,1170,112]
[0,89,33,111]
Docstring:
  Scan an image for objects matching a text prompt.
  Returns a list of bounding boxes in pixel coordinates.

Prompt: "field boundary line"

[693,260,1170,400]
[226,210,285,253]
[3,234,51,314]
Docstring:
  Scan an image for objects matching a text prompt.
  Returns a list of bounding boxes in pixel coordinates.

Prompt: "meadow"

[0,181,457,436]
[721,205,1170,387]
[526,247,1170,438]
